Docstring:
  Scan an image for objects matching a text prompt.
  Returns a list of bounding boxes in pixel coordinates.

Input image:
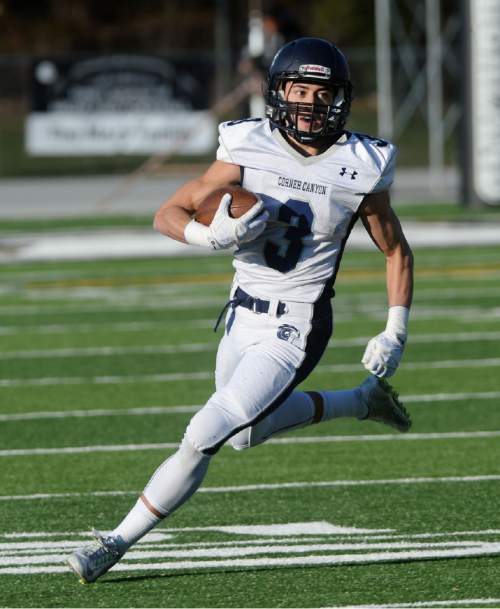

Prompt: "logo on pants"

[277,324,300,343]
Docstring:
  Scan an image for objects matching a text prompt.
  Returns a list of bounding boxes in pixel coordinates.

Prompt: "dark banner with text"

[25,54,216,156]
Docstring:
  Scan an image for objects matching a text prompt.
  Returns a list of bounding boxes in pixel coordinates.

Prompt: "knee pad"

[185,395,248,454]
[228,428,251,451]
[228,414,274,451]
[177,436,209,466]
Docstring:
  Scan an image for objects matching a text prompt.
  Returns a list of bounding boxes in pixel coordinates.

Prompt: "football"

[194,185,259,226]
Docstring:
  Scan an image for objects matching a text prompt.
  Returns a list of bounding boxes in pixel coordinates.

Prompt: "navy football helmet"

[264,37,353,143]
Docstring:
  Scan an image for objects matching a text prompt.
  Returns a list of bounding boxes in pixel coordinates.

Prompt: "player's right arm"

[153,160,241,243]
[154,159,269,250]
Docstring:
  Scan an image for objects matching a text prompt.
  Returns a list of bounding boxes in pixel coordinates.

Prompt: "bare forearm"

[153,160,241,244]
[386,246,413,308]
[154,205,192,243]
[153,178,207,243]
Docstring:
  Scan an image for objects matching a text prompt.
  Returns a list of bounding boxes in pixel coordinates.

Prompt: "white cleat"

[67,530,124,584]
[358,375,412,433]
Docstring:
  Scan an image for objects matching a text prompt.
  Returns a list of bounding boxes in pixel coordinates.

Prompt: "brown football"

[194,185,259,226]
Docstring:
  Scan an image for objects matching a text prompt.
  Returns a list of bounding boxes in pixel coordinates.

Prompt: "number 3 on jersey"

[260,196,313,273]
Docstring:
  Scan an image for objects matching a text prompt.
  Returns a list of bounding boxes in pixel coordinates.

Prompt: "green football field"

[1,244,500,608]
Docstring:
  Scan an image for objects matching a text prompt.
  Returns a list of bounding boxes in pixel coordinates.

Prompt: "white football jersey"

[216,118,397,303]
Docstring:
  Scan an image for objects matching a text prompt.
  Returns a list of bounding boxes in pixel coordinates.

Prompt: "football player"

[68,37,413,583]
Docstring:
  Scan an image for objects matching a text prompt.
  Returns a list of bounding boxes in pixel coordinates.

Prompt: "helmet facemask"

[264,37,353,144]
[267,77,350,143]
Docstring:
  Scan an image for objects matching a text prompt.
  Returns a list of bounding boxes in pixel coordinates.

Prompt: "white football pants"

[140,296,332,518]
[185,298,332,454]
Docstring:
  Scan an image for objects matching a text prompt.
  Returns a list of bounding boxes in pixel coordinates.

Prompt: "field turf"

[0,245,499,608]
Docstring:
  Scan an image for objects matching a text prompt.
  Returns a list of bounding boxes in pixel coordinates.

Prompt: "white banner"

[470,0,500,204]
[25,112,216,156]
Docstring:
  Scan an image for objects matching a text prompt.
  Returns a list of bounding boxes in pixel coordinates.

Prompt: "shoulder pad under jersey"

[346,132,398,192]
[216,118,266,164]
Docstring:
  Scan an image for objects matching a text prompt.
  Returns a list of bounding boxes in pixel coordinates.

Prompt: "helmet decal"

[298,64,331,79]
[264,37,353,144]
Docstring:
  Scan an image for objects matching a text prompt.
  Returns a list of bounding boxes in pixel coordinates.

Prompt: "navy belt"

[213,287,287,332]
[234,287,287,316]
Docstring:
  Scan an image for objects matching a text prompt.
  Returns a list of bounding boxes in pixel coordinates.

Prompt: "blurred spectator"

[238,5,305,116]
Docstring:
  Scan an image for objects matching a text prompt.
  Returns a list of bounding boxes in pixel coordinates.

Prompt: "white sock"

[111,497,161,551]
[144,438,210,514]
[236,388,367,448]
[111,438,210,552]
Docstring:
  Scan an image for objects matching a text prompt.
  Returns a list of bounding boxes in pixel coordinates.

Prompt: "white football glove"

[207,193,269,250]
[361,332,405,378]
[361,306,409,378]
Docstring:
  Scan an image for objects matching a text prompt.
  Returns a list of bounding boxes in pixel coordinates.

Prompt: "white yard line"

[2,330,500,359]
[403,390,500,403]
[0,442,179,456]
[1,301,500,320]
[0,541,483,565]
[1,357,499,387]
[3,528,500,543]
[0,405,201,422]
[0,319,213,336]
[318,358,500,373]
[1,430,499,458]
[1,390,499,423]
[2,543,500,575]
[16,283,500,300]
[0,297,224,315]
[268,431,500,444]
[0,343,216,359]
[2,308,500,336]
[0,475,499,503]
[0,371,214,387]
[323,599,500,608]
[12,285,500,311]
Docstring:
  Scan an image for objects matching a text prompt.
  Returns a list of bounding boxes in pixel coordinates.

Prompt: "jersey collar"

[270,124,350,165]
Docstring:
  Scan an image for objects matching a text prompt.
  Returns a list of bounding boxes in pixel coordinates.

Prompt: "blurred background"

[1,8,500,601]
[0,0,499,250]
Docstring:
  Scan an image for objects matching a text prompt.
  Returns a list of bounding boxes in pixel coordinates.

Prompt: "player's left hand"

[361,331,405,378]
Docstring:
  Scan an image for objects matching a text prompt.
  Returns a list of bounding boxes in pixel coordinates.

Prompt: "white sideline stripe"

[1,390,499,422]
[323,599,500,609]
[4,528,500,542]
[3,330,500,359]
[327,529,500,542]
[0,533,173,544]
[0,541,482,565]
[2,543,500,575]
[1,430,499,457]
[0,475,499,502]
[0,537,324,554]
[2,357,500,387]
[0,537,339,550]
